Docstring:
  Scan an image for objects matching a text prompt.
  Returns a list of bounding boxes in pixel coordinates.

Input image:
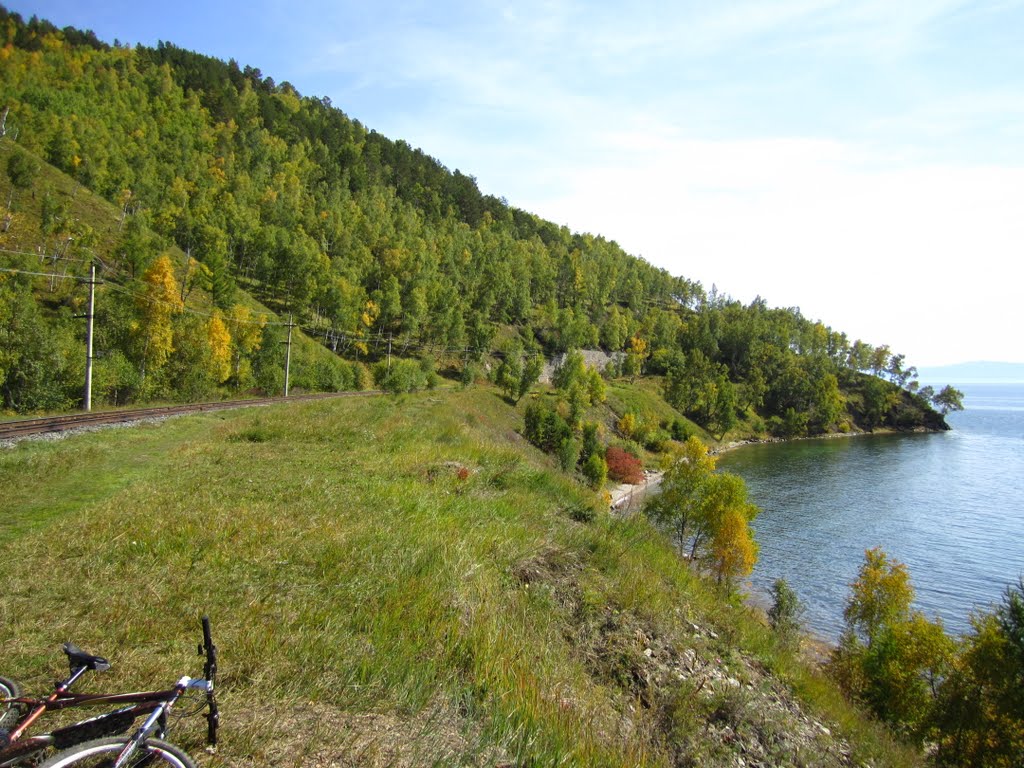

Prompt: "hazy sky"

[12,1,1024,365]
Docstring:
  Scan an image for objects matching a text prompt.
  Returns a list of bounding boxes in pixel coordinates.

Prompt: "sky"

[10,0,1024,366]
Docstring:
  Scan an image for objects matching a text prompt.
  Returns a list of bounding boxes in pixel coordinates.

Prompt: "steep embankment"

[0,389,920,766]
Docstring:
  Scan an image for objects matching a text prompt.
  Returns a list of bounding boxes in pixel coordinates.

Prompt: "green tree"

[600,305,628,351]
[646,436,717,555]
[768,578,806,644]
[165,313,218,401]
[931,579,1024,767]
[0,281,79,412]
[552,349,586,390]
[580,421,601,464]
[6,148,40,191]
[646,437,759,582]
[831,548,954,735]
[932,385,965,415]
[495,345,524,402]
[810,371,845,431]
[622,335,647,381]
[581,451,607,490]
[556,436,581,472]
[517,354,544,402]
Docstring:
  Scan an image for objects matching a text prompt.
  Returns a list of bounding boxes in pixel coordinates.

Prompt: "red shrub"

[605,446,644,484]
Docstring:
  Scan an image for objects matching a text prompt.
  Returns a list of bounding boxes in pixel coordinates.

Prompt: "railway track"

[0,391,378,441]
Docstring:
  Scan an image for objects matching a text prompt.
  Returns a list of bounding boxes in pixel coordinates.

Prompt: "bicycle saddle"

[62,643,111,672]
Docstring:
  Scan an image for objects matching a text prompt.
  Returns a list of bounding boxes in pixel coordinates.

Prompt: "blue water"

[717,383,1024,640]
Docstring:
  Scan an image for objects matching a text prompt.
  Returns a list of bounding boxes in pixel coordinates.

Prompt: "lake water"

[717,383,1024,640]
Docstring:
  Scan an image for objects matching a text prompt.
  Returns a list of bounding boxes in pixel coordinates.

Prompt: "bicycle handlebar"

[197,616,218,749]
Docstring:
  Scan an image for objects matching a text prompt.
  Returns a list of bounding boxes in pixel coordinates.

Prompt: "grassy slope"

[0,389,919,767]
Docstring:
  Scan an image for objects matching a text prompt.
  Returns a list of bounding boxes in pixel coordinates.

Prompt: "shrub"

[567,502,597,523]
[768,578,805,642]
[419,355,441,389]
[460,361,482,388]
[524,400,572,453]
[556,437,581,472]
[644,428,672,452]
[617,412,637,439]
[301,356,352,391]
[605,446,643,484]
[582,452,608,490]
[667,417,691,442]
[373,358,428,393]
[748,415,767,435]
[581,421,602,464]
[351,361,372,391]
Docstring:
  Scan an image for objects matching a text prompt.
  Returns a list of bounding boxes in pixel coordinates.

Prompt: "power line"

[101,281,290,327]
[0,263,287,328]
[0,245,94,264]
[0,265,88,281]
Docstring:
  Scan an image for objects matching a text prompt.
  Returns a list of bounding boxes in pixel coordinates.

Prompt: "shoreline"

[710,423,942,456]
[607,424,936,510]
[607,428,922,660]
[608,469,664,513]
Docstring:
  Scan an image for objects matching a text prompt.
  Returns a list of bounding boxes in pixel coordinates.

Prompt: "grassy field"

[0,388,920,766]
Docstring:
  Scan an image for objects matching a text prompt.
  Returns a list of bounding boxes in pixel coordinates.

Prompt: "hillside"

[0,132,365,413]
[0,5,954,436]
[0,389,920,767]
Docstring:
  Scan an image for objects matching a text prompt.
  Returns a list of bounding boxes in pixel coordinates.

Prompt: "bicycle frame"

[110,677,213,768]
[1,684,181,767]
[0,617,218,767]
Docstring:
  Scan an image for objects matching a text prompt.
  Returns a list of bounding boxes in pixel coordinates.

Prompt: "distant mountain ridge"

[917,361,1024,383]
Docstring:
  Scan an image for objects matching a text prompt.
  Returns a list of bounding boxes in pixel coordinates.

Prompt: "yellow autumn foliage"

[207,310,232,383]
[617,412,637,439]
[136,253,183,374]
[711,508,758,588]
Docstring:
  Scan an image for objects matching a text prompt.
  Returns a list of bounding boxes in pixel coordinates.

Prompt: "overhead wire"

[0,265,86,281]
[0,245,95,264]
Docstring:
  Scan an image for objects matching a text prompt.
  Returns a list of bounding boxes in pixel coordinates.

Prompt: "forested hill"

[0,7,952,432]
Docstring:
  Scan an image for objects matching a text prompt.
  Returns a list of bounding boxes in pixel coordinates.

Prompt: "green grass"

[0,416,218,539]
[0,389,921,766]
[606,378,713,442]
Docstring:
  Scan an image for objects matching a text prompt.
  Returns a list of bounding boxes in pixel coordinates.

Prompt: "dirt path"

[609,470,664,514]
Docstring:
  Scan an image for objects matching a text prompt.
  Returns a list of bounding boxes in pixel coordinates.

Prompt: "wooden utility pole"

[83,263,97,411]
[387,334,393,372]
[283,314,294,397]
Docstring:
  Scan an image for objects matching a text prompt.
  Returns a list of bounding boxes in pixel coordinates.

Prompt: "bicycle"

[0,618,218,768]
[0,678,23,732]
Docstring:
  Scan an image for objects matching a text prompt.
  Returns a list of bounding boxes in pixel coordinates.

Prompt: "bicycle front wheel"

[38,737,198,768]
[0,676,24,730]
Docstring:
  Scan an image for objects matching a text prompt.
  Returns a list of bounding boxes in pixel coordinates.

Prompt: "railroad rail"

[0,391,378,441]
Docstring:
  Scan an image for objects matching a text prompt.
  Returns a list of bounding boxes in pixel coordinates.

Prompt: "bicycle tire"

[0,676,24,730]
[38,737,198,768]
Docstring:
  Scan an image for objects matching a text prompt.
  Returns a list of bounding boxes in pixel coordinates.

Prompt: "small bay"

[717,383,1024,640]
